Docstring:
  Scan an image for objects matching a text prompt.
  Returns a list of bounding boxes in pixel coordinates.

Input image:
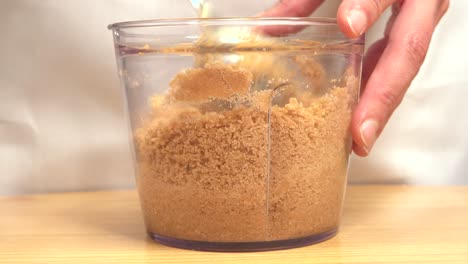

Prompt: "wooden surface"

[1,186,467,264]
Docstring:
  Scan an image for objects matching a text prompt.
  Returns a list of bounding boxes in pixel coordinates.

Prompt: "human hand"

[261,0,449,156]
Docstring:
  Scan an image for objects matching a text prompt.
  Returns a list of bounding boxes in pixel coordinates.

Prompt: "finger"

[260,0,324,17]
[337,0,398,38]
[256,0,324,36]
[352,0,449,156]
[353,38,387,156]
[360,4,398,91]
[352,7,395,156]
[352,141,368,157]
[361,38,388,92]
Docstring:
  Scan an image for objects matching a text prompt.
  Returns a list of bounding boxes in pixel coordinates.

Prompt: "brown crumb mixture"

[169,62,253,102]
[135,59,357,242]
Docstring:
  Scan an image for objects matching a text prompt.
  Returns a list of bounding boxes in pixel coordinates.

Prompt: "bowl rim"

[108,17,339,30]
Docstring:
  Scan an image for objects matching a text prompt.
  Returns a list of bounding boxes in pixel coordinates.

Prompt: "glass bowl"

[108,17,364,252]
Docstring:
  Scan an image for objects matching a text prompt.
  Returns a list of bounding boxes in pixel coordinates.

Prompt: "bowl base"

[148,228,337,252]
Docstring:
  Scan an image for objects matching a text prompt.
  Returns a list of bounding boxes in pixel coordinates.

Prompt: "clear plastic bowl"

[109,18,364,252]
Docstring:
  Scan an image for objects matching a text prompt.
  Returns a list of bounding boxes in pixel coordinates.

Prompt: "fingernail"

[347,8,367,36]
[360,120,379,154]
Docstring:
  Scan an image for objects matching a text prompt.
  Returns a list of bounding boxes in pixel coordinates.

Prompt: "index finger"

[260,0,324,17]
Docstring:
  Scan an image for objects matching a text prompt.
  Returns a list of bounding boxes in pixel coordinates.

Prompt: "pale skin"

[262,0,449,156]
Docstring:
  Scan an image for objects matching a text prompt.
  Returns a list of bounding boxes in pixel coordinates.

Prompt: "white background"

[0,0,466,195]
